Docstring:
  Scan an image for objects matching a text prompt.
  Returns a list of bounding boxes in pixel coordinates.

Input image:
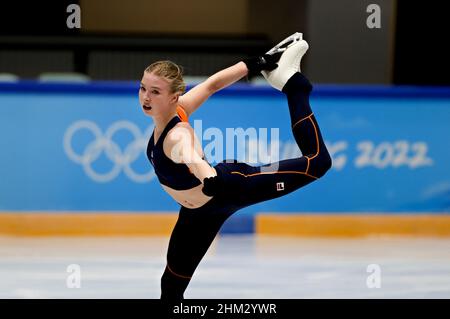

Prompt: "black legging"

[160,72,332,300]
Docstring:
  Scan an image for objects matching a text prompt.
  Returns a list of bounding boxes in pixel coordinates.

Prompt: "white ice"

[0,235,449,299]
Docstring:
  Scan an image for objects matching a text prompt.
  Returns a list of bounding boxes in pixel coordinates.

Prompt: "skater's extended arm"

[179,50,281,117]
[179,62,248,116]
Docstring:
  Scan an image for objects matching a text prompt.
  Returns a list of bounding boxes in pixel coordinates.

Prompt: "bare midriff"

[160,166,218,209]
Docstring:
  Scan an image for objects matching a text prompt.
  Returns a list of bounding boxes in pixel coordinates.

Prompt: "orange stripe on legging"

[306,116,320,161]
[228,112,322,181]
[305,156,310,174]
[304,115,320,175]
[230,170,318,180]
[291,112,320,176]
[292,113,313,130]
[166,263,192,279]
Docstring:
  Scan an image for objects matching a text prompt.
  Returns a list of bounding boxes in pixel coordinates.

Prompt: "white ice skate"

[262,32,309,91]
[265,32,303,55]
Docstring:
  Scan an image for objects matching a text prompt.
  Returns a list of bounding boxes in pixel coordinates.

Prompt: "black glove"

[243,52,283,77]
[202,175,223,196]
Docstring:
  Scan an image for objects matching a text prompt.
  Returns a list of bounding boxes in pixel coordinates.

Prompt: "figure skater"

[139,32,332,300]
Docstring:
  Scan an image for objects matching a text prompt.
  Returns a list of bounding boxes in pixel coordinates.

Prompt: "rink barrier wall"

[256,214,450,237]
[1,213,450,237]
[0,213,178,236]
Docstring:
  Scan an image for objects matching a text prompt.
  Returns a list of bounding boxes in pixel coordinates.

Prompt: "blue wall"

[1,81,449,214]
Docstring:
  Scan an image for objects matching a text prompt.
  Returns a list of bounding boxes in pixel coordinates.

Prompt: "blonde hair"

[145,60,186,94]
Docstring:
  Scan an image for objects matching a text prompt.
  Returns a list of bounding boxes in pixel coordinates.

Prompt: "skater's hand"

[243,52,282,77]
[202,175,222,196]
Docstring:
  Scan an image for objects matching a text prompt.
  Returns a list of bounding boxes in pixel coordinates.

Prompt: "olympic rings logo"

[63,120,156,183]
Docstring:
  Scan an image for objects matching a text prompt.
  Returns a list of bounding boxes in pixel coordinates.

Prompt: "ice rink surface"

[1,235,449,299]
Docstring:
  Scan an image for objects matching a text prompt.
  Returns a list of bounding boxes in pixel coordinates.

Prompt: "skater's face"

[139,71,180,117]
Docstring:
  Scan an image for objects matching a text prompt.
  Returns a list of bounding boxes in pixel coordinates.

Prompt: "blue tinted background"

[1,82,449,214]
